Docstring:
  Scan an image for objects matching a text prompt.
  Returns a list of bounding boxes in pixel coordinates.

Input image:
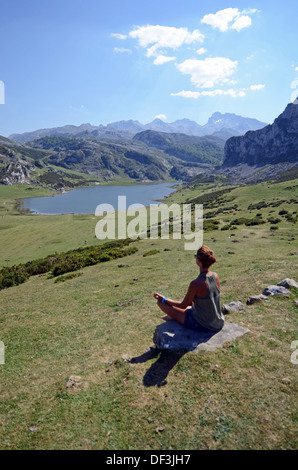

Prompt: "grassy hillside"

[0,178,297,450]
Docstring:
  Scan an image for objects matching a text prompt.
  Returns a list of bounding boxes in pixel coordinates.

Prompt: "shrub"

[230,217,250,226]
[143,249,160,257]
[245,217,266,226]
[267,217,281,224]
[285,213,297,223]
[0,239,138,291]
[203,219,220,232]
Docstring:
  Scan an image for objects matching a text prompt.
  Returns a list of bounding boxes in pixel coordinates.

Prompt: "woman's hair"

[196,245,216,268]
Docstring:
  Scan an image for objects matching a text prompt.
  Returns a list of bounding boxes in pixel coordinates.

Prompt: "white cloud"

[201,8,256,32]
[196,47,207,55]
[245,53,255,62]
[171,88,246,99]
[153,54,176,65]
[129,25,204,64]
[155,114,167,120]
[250,84,265,91]
[176,57,238,88]
[231,15,252,32]
[170,90,201,99]
[114,47,132,54]
[295,67,298,72]
[111,33,127,40]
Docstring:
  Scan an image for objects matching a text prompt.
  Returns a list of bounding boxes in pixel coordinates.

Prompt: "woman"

[154,245,225,332]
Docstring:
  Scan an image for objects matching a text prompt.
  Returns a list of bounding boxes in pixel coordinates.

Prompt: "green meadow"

[0,178,297,450]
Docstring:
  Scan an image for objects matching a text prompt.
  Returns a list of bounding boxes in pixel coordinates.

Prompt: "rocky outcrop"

[0,159,30,185]
[153,321,250,352]
[223,100,298,167]
[262,285,291,297]
[221,301,245,314]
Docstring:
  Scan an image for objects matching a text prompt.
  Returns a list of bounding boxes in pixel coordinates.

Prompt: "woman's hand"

[154,292,163,301]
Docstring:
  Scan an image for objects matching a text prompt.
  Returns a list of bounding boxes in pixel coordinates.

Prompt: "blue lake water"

[21,182,177,215]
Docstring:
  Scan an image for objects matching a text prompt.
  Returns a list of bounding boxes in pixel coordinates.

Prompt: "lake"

[21,182,177,215]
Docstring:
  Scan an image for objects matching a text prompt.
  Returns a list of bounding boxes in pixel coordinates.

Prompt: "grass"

[0,178,297,450]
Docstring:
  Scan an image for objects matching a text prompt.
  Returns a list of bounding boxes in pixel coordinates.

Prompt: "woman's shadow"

[129,321,218,387]
[129,346,186,387]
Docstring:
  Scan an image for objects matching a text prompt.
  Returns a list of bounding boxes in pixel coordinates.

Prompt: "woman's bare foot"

[162,315,174,322]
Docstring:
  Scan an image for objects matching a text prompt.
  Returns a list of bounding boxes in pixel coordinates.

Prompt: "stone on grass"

[246,294,268,305]
[153,321,250,352]
[262,285,291,297]
[66,375,85,391]
[277,278,298,289]
[221,301,245,314]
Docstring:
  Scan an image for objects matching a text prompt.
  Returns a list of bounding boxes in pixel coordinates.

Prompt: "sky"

[0,0,297,137]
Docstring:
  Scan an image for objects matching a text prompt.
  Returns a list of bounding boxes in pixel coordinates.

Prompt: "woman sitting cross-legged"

[154,245,225,333]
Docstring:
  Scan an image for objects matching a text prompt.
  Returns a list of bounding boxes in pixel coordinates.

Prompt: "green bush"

[245,217,266,226]
[230,217,251,226]
[267,217,281,224]
[0,240,138,291]
[143,249,160,257]
[203,219,220,232]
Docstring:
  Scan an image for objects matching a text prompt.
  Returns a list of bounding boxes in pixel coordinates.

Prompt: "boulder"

[221,301,245,314]
[153,321,250,352]
[262,285,291,296]
[277,278,298,289]
[246,294,268,305]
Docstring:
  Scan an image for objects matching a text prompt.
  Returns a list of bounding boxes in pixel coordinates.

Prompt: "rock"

[66,375,85,391]
[0,159,29,185]
[262,285,291,297]
[277,278,298,289]
[153,321,250,352]
[246,294,268,305]
[221,301,245,314]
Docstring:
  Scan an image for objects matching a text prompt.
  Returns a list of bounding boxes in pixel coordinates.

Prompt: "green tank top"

[191,273,225,331]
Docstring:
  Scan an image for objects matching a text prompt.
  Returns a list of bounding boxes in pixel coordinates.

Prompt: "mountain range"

[1,105,297,187]
[9,112,268,143]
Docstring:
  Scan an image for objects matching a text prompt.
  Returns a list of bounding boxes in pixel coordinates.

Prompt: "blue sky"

[0,0,297,136]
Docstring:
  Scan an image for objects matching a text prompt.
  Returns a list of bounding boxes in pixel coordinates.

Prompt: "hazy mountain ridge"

[8,112,268,143]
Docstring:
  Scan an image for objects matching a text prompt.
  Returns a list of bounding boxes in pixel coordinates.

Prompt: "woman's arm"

[154,281,198,309]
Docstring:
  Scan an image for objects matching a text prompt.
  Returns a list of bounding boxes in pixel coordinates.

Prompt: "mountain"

[26,131,224,182]
[8,112,267,143]
[106,120,145,134]
[202,112,267,135]
[133,130,224,164]
[223,100,298,167]
[9,123,101,143]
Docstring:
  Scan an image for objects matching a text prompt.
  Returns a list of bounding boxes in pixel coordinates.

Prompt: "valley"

[0,172,297,450]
